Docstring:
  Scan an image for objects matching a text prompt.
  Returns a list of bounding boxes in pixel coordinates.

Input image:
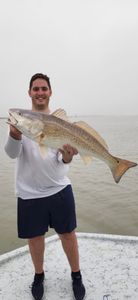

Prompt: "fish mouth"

[8,112,18,126]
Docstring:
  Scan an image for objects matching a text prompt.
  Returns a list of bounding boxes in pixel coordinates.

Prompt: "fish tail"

[110,156,137,183]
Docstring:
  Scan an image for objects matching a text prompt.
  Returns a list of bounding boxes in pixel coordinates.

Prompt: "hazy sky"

[0,0,138,116]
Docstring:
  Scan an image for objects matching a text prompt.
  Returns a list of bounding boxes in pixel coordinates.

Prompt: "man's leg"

[58,230,79,272]
[59,230,86,300]
[28,235,45,273]
[28,235,45,300]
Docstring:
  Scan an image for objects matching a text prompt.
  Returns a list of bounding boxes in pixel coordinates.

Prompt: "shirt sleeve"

[4,135,22,159]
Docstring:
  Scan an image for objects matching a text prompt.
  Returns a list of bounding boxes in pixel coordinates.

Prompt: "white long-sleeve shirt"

[4,135,71,199]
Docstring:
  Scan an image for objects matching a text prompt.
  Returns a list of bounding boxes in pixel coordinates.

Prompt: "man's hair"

[29,73,51,90]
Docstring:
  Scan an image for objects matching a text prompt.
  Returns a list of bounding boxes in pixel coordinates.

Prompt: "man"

[5,73,86,300]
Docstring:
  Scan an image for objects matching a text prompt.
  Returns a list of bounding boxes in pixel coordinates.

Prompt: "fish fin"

[35,132,47,158]
[74,121,108,150]
[35,132,46,143]
[51,108,70,122]
[110,156,137,183]
[80,154,93,165]
[38,144,48,158]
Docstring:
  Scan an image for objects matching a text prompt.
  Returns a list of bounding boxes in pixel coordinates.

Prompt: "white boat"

[0,232,138,300]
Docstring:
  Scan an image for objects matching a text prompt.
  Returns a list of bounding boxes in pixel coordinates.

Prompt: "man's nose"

[37,88,44,94]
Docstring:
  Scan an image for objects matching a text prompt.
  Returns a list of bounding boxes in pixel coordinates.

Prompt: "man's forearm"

[4,135,22,159]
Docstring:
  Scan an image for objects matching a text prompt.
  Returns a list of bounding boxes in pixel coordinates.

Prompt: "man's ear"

[28,90,31,98]
[49,89,52,97]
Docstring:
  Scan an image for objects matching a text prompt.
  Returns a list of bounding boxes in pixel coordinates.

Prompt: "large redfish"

[8,108,137,183]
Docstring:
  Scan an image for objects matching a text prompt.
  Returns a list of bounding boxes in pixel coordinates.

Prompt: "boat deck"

[0,233,138,300]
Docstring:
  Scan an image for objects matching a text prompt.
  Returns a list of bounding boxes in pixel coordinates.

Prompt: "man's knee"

[28,235,45,245]
[58,230,76,241]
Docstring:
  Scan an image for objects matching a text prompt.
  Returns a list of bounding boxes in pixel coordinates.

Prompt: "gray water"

[0,115,138,255]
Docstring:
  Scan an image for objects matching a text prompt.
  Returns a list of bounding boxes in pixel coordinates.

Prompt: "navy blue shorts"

[17,185,77,238]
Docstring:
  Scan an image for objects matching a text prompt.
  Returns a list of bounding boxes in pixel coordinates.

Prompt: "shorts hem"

[18,230,48,239]
[55,225,77,235]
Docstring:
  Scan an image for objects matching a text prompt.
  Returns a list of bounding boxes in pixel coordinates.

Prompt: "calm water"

[0,115,138,254]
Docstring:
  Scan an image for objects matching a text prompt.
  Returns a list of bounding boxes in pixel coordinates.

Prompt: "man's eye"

[41,87,48,91]
[33,87,39,92]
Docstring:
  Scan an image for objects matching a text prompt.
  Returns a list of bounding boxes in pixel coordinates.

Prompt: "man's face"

[28,78,52,111]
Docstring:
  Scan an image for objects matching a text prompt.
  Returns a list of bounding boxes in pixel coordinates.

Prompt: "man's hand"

[9,125,22,140]
[59,144,78,163]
